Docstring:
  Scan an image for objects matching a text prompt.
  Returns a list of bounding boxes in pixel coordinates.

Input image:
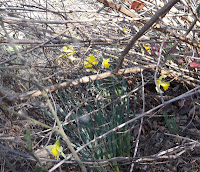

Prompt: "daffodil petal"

[87,55,98,64]
[68,56,77,61]
[102,59,110,68]
[86,68,97,73]
[46,139,66,159]
[84,61,92,68]
[62,46,76,55]
[61,152,67,159]
[156,79,161,86]
[84,55,98,71]
[63,46,68,52]
[69,45,74,51]
[156,76,170,92]
[51,146,58,159]
[158,75,167,81]
[57,146,63,152]
[46,145,53,150]
[50,140,60,159]
[160,82,170,91]
[144,43,150,51]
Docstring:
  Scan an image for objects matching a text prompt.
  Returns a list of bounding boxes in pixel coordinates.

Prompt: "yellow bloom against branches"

[46,139,66,159]
[84,55,98,68]
[84,54,98,72]
[143,43,150,52]
[63,45,75,55]
[156,75,170,92]
[62,45,78,61]
[102,59,110,68]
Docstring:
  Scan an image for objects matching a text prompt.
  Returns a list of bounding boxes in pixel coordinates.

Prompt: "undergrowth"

[41,76,132,171]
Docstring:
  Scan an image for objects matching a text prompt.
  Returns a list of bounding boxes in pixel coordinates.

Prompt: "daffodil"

[156,75,170,92]
[63,45,75,55]
[102,59,110,68]
[143,43,150,52]
[62,45,77,61]
[46,139,66,159]
[84,54,98,72]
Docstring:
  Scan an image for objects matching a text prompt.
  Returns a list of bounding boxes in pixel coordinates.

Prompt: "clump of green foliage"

[42,76,131,171]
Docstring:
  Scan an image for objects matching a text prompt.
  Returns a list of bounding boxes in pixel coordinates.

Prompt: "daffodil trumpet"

[102,59,111,68]
[46,139,66,159]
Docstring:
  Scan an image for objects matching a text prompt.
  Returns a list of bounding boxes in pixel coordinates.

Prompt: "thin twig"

[154,37,166,104]
[75,87,199,154]
[0,105,58,131]
[114,0,180,73]
[154,24,200,48]
[130,71,145,172]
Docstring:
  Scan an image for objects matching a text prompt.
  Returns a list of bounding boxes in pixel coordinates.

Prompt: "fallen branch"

[2,61,199,104]
[2,65,153,103]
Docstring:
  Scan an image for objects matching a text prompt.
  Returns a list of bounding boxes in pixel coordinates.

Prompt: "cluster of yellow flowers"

[60,46,111,72]
[60,46,170,91]
[84,54,110,73]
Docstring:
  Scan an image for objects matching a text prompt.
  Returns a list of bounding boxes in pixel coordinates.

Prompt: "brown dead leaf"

[130,0,144,11]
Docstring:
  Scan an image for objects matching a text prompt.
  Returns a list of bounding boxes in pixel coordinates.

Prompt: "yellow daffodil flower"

[63,45,75,55]
[143,43,150,52]
[102,59,110,68]
[156,75,170,92]
[62,45,78,61]
[46,139,66,159]
[84,55,98,72]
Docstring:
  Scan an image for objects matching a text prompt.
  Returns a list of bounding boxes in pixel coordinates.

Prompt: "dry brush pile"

[0,0,200,171]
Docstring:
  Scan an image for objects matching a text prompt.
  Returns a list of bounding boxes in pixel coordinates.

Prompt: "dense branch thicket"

[0,0,200,171]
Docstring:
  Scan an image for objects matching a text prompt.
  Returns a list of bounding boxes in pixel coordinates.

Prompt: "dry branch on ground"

[0,0,200,171]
